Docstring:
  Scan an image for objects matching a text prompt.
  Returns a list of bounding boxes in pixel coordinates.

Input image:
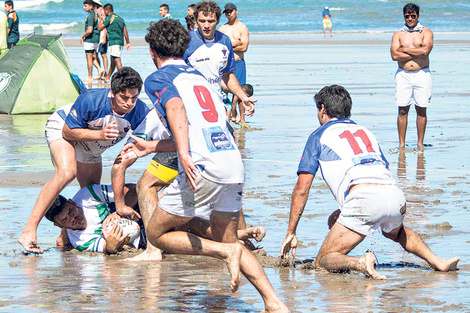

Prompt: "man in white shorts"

[81,0,103,83]
[98,3,131,83]
[18,67,171,254]
[122,19,287,312]
[391,3,433,152]
[280,85,459,279]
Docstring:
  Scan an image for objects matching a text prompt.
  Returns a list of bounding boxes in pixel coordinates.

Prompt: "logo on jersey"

[202,126,235,152]
[222,48,227,56]
[0,72,14,94]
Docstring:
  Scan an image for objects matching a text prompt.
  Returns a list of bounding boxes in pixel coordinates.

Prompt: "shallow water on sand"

[1,42,469,311]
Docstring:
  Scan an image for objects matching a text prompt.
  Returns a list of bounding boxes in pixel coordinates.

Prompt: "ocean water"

[5,0,470,40]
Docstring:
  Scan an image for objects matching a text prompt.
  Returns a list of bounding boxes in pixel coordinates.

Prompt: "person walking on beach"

[391,3,433,152]
[131,19,287,312]
[219,2,250,127]
[184,1,255,118]
[280,85,460,279]
[322,6,332,37]
[159,4,172,19]
[18,67,153,254]
[4,1,19,48]
[98,3,131,83]
[81,0,103,83]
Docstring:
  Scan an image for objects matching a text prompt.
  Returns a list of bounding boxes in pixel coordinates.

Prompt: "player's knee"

[57,167,76,185]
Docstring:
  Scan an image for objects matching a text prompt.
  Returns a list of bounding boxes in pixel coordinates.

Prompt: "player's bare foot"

[434,257,460,272]
[242,226,266,242]
[127,248,163,262]
[82,77,93,83]
[262,302,289,313]
[361,252,387,280]
[93,69,104,80]
[18,233,44,254]
[222,243,243,292]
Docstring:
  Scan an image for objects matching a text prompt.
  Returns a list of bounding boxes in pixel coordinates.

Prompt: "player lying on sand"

[46,184,266,255]
[280,85,459,279]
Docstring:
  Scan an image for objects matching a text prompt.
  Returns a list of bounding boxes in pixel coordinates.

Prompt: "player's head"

[159,3,169,17]
[110,67,143,114]
[83,0,94,12]
[103,3,113,15]
[314,85,352,120]
[146,19,190,61]
[45,195,87,231]
[241,84,253,97]
[188,4,197,16]
[403,3,419,16]
[185,14,197,30]
[4,1,13,12]
[195,1,221,40]
[92,0,102,9]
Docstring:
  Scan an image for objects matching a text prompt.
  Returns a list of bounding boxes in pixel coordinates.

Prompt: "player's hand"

[179,153,198,191]
[116,205,141,221]
[122,134,153,159]
[102,222,126,254]
[18,231,44,254]
[328,209,341,229]
[101,121,119,140]
[126,43,131,51]
[280,233,298,259]
[241,97,256,117]
[102,213,121,231]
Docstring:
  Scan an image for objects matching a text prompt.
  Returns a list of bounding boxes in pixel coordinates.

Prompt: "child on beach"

[230,83,253,128]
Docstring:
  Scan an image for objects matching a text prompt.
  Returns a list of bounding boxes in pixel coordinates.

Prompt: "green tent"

[0,34,83,114]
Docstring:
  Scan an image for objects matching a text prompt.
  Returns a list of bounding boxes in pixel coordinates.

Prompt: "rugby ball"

[104,218,140,244]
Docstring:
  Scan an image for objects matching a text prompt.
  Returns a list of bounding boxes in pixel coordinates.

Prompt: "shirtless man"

[218,3,250,126]
[391,3,433,152]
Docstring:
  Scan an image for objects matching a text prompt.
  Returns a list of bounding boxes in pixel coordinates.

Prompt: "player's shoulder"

[215,30,232,43]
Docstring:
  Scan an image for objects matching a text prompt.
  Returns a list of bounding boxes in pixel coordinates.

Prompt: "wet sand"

[1,35,469,311]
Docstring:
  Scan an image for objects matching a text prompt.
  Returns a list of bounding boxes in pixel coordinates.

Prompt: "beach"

[1,33,470,311]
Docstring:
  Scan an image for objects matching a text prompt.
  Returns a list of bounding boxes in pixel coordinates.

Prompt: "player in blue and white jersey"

[280,85,459,279]
[45,184,140,254]
[183,1,255,116]
[120,19,287,312]
[18,67,163,255]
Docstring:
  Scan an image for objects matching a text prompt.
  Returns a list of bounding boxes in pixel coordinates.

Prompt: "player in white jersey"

[120,19,287,312]
[45,184,140,254]
[280,85,459,279]
[183,1,256,116]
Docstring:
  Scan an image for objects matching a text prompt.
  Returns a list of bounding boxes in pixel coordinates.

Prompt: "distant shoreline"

[61,38,470,48]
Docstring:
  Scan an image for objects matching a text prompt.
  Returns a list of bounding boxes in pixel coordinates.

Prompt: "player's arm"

[280,172,315,258]
[390,32,412,62]
[6,16,12,36]
[81,26,93,43]
[222,72,256,116]
[111,151,141,220]
[165,97,198,190]
[123,26,131,50]
[62,122,119,142]
[102,224,126,254]
[399,29,434,56]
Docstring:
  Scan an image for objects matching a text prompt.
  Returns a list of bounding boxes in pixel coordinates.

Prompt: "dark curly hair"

[110,67,143,94]
[145,19,190,60]
[45,195,68,222]
[314,85,352,119]
[195,1,221,22]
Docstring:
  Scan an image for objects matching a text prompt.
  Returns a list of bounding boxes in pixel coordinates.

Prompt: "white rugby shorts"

[336,184,406,236]
[45,113,103,164]
[109,45,123,58]
[83,42,99,52]
[394,68,432,108]
[158,169,243,220]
